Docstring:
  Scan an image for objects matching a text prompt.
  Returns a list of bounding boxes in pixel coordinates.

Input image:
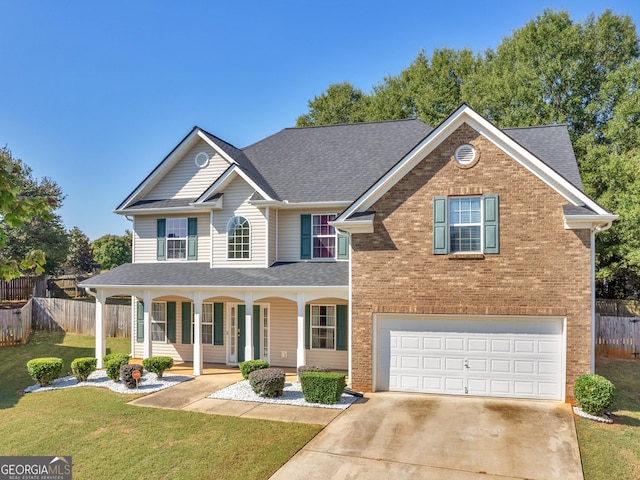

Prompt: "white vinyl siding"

[264,298,297,368]
[144,140,230,200]
[133,213,210,263]
[268,209,277,266]
[212,176,266,267]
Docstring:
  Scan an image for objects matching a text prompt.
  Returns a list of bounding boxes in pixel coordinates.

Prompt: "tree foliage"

[65,226,94,273]
[296,8,640,298]
[91,231,132,270]
[0,147,59,280]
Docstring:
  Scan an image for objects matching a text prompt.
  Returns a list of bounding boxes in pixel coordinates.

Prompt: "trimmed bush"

[71,357,97,382]
[142,356,174,378]
[120,364,144,389]
[248,368,285,397]
[297,365,330,375]
[574,374,616,416]
[27,357,64,387]
[239,359,270,380]
[104,353,130,382]
[300,372,346,405]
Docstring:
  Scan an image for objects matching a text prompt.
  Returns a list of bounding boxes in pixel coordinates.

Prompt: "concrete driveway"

[270,392,583,479]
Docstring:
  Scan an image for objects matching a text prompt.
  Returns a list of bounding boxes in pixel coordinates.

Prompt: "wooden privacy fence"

[0,277,35,301]
[31,298,131,338]
[0,299,32,346]
[595,313,640,358]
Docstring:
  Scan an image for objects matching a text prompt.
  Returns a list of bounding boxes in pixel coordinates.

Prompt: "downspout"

[590,221,613,373]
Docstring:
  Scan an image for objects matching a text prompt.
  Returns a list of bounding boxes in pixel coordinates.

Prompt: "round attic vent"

[454,144,476,165]
[195,152,209,168]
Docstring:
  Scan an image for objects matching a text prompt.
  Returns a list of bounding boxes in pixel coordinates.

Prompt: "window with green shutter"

[433,195,500,254]
[166,302,176,343]
[181,302,192,344]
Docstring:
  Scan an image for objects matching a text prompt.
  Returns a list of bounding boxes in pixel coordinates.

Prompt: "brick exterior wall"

[350,123,592,401]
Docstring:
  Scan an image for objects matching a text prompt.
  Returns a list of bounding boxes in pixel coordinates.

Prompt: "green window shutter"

[166,302,176,343]
[253,305,261,360]
[300,214,311,259]
[181,302,192,344]
[433,196,448,254]
[305,304,311,350]
[187,217,198,260]
[336,305,348,351]
[483,194,500,254]
[157,218,166,261]
[136,301,144,343]
[213,303,224,346]
[337,232,349,259]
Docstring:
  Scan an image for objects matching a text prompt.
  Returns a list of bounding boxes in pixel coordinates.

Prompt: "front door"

[228,303,269,365]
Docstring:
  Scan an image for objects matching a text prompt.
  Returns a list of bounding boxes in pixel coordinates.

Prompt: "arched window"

[227,216,250,259]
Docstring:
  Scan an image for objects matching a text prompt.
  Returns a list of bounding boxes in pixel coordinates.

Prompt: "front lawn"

[576,357,640,480]
[0,331,320,479]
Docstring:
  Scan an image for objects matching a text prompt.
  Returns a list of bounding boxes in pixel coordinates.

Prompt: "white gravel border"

[208,380,358,409]
[23,370,193,395]
[572,406,614,424]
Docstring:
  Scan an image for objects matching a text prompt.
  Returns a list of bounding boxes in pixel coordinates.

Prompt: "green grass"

[576,358,640,480]
[0,331,321,479]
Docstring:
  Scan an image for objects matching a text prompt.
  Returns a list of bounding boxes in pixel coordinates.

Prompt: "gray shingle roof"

[80,262,348,288]
[503,125,583,191]
[128,198,197,209]
[563,205,597,216]
[242,119,434,202]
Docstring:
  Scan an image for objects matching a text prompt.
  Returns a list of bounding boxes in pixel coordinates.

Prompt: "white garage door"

[376,316,565,401]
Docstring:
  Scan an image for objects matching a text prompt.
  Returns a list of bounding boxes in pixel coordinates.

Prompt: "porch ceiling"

[79,261,348,289]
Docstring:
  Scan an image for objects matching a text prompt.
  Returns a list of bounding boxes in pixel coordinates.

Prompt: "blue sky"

[1,1,639,240]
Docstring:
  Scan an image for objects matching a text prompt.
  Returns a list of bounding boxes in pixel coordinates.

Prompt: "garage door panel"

[381,317,564,401]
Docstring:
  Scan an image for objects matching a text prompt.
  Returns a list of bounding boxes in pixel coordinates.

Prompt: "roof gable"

[117,128,241,211]
[336,104,610,224]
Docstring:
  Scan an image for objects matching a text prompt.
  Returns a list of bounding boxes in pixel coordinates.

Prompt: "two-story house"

[81,104,615,401]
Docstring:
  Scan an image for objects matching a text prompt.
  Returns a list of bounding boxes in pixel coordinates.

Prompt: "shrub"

[297,365,330,375]
[71,357,97,382]
[27,357,64,387]
[142,356,174,378]
[248,368,285,397]
[239,359,270,380]
[104,353,130,382]
[574,374,616,416]
[300,372,346,405]
[120,364,144,389]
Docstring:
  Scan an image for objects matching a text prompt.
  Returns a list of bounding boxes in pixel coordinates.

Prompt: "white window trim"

[226,216,252,261]
[310,304,337,350]
[449,196,483,254]
[201,302,214,345]
[311,213,338,260]
[151,301,167,343]
[166,217,188,261]
[261,304,270,362]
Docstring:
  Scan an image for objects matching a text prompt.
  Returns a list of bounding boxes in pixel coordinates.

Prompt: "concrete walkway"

[128,371,342,425]
[270,392,584,480]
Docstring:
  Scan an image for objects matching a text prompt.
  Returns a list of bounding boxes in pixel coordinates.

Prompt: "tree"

[65,226,94,273]
[91,231,132,270]
[0,147,58,280]
[296,82,370,126]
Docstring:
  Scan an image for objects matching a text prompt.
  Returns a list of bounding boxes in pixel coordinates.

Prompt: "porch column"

[95,292,106,368]
[244,294,254,362]
[296,294,306,369]
[193,293,202,376]
[143,291,152,359]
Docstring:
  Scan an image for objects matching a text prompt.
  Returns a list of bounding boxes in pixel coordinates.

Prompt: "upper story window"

[167,218,187,259]
[449,197,481,253]
[227,216,250,259]
[312,214,336,258]
[157,218,198,261]
[433,194,499,255]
